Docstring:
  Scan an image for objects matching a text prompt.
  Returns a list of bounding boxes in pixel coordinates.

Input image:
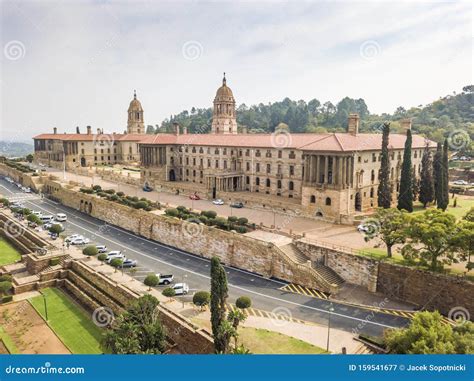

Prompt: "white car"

[357,224,370,233]
[96,245,107,253]
[55,213,67,222]
[23,187,31,193]
[70,237,90,245]
[453,180,468,186]
[172,283,189,295]
[106,251,125,263]
[212,199,224,205]
[66,234,82,242]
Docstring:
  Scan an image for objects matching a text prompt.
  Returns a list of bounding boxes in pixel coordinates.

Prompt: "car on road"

[156,273,174,285]
[96,245,107,253]
[121,259,137,268]
[143,185,153,192]
[189,193,200,200]
[453,180,468,185]
[172,283,189,295]
[212,199,224,205]
[230,202,244,208]
[66,234,82,242]
[70,237,90,245]
[23,187,31,193]
[55,213,67,222]
[32,211,42,217]
[39,215,54,224]
[106,251,125,263]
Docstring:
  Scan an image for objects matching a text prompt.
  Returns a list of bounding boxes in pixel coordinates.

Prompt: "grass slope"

[0,239,21,266]
[29,288,103,354]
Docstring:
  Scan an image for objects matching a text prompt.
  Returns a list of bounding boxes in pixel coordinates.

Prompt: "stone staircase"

[312,264,345,287]
[40,254,72,274]
[279,243,310,264]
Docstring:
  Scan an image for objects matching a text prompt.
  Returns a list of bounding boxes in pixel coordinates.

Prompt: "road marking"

[24,198,400,329]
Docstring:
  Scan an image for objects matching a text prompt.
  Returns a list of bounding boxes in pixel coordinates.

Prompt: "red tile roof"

[138,132,435,152]
[32,133,147,142]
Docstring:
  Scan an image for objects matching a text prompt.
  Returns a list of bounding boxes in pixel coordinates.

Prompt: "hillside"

[0,141,33,158]
[148,85,473,151]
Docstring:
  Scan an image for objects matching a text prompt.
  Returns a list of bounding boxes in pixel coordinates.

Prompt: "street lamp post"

[326,302,334,352]
[182,274,188,309]
[42,293,48,321]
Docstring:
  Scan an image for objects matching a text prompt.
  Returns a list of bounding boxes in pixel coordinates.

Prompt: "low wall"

[377,262,474,317]
[296,240,378,292]
[0,163,42,192]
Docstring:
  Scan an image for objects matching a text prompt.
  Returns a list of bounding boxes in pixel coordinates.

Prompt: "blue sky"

[0,0,472,141]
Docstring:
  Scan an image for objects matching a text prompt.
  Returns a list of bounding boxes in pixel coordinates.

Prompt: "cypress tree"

[440,139,450,210]
[433,142,442,206]
[210,256,228,353]
[377,122,391,208]
[397,129,413,212]
[419,143,434,208]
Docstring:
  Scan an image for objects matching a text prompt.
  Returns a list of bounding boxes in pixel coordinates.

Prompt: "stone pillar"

[338,156,343,186]
[316,155,320,184]
[324,156,329,184]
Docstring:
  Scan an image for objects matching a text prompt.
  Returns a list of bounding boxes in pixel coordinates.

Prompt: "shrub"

[203,210,217,219]
[49,224,63,235]
[92,185,102,192]
[105,189,115,194]
[228,216,238,223]
[236,296,252,309]
[80,188,94,194]
[116,191,125,197]
[165,208,179,217]
[0,198,10,206]
[98,254,108,261]
[1,295,13,304]
[27,214,41,224]
[213,217,227,228]
[49,258,60,266]
[110,258,123,269]
[237,217,248,225]
[144,274,159,289]
[193,291,210,309]
[110,194,119,201]
[236,226,248,234]
[177,205,188,213]
[0,275,12,282]
[198,215,208,224]
[162,287,176,298]
[135,201,148,209]
[140,197,147,202]
[98,191,108,198]
[82,245,98,256]
[22,208,32,216]
[131,196,139,202]
[144,206,152,212]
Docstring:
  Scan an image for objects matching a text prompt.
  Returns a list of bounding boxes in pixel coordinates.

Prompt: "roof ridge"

[298,134,334,149]
[333,133,344,151]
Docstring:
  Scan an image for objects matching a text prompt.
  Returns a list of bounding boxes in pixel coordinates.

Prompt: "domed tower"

[127,90,145,134]
[211,73,238,134]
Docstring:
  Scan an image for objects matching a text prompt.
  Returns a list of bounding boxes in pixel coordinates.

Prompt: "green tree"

[193,291,210,310]
[103,295,166,354]
[401,209,460,271]
[442,139,450,209]
[367,208,409,258]
[210,256,229,353]
[162,287,176,300]
[49,224,63,235]
[377,122,392,208]
[433,143,445,210]
[227,308,247,347]
[25,154,34,163]
[397,129,413,212]
[27,213,42,225]
[385,311,473,354]
[110,258,123,272]
[235,296,252,310]
[82,245,98,256]
[144,274,159,290]
[419,143,434,207]
[0,281,13,295]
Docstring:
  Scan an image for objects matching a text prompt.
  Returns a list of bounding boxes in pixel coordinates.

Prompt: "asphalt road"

[0,177,410,339]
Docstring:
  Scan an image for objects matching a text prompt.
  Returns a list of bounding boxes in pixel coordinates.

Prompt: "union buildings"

[33,75,435,223]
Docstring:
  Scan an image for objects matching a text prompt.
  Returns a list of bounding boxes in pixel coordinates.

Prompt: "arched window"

[371,169,375,181]
[256,177,260,186]
[310,195,316,203]
[325,197,331,206]
[277,180,282,189]
[289,181,294,191]
[266,178,271,187]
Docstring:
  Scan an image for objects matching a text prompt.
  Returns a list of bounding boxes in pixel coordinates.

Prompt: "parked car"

[23,187,31,193]
[50,233,58,240]
[357,224,369,233]
[96,245,107,253]
[212,199,224,205]
[39,215,54,224]
[106,251,125,263]
[70,237,90,245]
[55,213,67,222]
[143,185,153,192]
[32,210,42,217]
[172,283,189,295]
[156,273,174,285]
[453,180,468,185]
[121,259,137,268]
[230,202,244,208]
[189,193,200,200]
[66,234,82,242]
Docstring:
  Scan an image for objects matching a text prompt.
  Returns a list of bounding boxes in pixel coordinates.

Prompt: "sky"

[0,0,472,141]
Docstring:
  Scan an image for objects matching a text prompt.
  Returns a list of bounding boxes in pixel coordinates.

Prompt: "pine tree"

[397,129,413,212]
[377,122,391,208]
[210,256,229,353]
[419,143,434,207]
[433,142,443,206]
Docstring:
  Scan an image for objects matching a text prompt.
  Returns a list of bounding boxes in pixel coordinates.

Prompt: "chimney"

[400,118,412,131]
[76,126,80,134]
[97,128,101,135]
[173,122,180,135]
[183,126,188,135]
[347,114,359,135]
[53,127,57,134]
[86,126,92,135]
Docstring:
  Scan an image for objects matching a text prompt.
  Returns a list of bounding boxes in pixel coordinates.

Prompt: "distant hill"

[148,85,473,151]
[0,141,33,158]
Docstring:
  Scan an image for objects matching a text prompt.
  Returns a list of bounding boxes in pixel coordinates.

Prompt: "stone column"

[338,156,343,186]
[316,155,320,184]
[324,156,329,184]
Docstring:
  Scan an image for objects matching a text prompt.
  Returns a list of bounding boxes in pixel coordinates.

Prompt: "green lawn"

[239,327,328,354]
[29,288,104,354]
[0,326,18,354]
[0,239,21,266]
[412,197,474,220]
